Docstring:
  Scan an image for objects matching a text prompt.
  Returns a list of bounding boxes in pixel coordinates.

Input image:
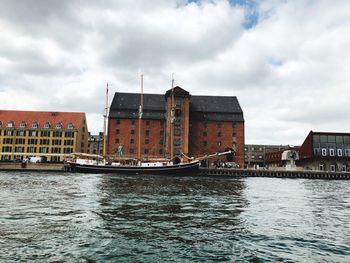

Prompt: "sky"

[1,0,349,145]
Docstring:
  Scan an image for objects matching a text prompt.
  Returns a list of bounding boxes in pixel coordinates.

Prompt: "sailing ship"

[65,76,200,175]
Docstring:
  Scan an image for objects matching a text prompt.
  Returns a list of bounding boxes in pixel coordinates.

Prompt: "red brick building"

[107,87,245,167]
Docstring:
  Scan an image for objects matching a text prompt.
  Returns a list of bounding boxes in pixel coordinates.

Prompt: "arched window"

[32,122,38,128]
[330,163,337,172]
[67,123,74,129]
[55,123,63,129]
[342,163,349,172]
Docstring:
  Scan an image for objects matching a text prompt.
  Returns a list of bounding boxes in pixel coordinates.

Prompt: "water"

[0,172,349,262]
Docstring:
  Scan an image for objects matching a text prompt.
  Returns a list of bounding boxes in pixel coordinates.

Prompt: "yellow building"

[0,110,88,162]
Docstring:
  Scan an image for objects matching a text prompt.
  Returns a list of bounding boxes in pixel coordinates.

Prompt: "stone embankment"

[0,162,64,172]
[199,168,350,180]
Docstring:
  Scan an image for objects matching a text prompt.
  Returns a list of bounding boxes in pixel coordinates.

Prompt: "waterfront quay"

[199,167,350,180]
[1,162,350,179]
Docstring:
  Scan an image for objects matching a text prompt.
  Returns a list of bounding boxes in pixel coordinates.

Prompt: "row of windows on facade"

[313,135,350,144]
[0,130,75,138]
[115,129,164,136]
[115,119,164,126]
[115,138,164,145]
[313,148,350,157]
[2,138,75,146]
[318,163,349,172]
[114,119,237,128]
[114,148,164,155]
[0,121,76,129]
[1,146,73,154]
[245,155,264,160]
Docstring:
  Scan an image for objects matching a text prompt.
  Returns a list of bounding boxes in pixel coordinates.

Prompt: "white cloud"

[0,0,349,145]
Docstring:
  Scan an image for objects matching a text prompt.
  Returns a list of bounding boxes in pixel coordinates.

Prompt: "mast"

[170,73,175,160]
[103,82,109,161]
[137,74,144,161]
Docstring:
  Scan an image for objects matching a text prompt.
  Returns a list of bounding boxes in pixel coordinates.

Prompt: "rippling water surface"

[0,172,349,262]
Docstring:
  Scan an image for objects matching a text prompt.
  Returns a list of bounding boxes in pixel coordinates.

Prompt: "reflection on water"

[0,172,349,262]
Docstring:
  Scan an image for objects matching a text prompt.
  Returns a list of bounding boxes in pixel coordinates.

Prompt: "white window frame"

[32,122,38,128]
[319,163,325,171]
[44,122,50,129]
[329,149,335,156]
[337,149,343,156]
[19,122,26,128]
[321,148,327,156]
[330,164,336,172]
[55,123,62,129]
[7,122,14,128]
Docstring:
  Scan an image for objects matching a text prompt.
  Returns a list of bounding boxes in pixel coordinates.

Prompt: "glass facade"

[313,135,350,157]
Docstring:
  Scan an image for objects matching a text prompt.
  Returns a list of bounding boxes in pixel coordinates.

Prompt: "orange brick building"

[107,87,245,167]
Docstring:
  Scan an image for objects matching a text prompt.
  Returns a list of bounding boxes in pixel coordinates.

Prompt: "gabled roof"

[109,93,165,120]
[189,95,244,122]
[0,110,86,129]
[109,90,244,122]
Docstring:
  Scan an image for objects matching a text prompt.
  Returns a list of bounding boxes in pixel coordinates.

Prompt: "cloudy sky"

[1,0,349,145]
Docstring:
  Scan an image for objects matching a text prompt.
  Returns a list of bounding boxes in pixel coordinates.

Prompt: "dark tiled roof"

[190,95,244,122]
[109,93,166,120]
[109,92,244,122]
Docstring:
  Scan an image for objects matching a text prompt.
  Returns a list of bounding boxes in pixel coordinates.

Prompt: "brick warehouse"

[107,86,245,167]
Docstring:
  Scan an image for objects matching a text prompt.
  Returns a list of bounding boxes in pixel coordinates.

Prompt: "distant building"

[0,110,88,162]
[245,144,291,168]
[107,86,245,167]
[297,131,350,172]
[87,132,104,155]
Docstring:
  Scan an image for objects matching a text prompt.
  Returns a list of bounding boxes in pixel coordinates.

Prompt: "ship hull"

[64,160,200,175]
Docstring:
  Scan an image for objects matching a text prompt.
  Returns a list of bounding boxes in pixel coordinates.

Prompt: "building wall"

[107,118,166,159]
[0,111,88,162]
[189,121,244,168]
[0,127,88,162]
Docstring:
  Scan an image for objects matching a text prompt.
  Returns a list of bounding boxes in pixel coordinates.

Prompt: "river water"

[0,172,349,262]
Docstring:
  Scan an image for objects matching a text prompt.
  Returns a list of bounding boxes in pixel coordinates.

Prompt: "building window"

[217,132,221,137]
[131,130,135,135]
[342,164,348,172]
[330,164,336,172]
[131,120,135,125]
[67,123,74,129]
[130,139,134,144]
[19,121,26,128]
[329,149,335,156]
[53,131,62,137]
[116,119,120,124]
[144,149,149,154]
[42,131,50,137]
[116,129,120,135]
[6,130,13,136]
[203,132,207,137]
[337,149,343,156]
[159,149,163,155]
[55,123,63,129]
[145,139,149,144]
[145,130,149,137]
[115,138,119,144]
[64,131,74,138]
[32,122,38,128]
[321,148,327,156]
[319,163,325,171]
[44,122,51,128]
[203,141,207,147]
[3,138,13,144]
[7,121,14,128]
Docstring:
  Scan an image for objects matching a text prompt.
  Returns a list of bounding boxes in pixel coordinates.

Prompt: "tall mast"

[137,74,144,161]
[170,73,175,160]
[103,81,109,160]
